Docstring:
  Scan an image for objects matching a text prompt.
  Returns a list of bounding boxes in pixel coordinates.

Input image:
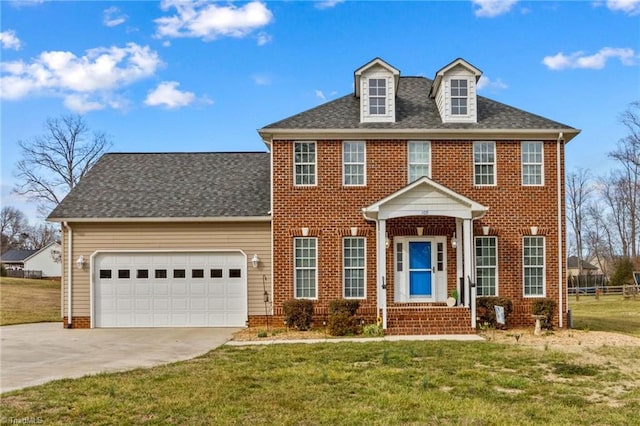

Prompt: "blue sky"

[1,0,639,224]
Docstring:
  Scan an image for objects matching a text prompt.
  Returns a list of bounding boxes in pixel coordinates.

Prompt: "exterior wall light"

[252,254,260,268]
[451,232,458,249]
[76,255,86,270]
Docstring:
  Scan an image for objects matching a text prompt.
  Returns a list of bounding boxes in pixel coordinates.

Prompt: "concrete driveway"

[0,322,239,393]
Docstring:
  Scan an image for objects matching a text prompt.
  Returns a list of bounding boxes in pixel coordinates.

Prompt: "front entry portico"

[362,177,488,331]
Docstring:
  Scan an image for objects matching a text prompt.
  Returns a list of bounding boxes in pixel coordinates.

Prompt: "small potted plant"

[446,289,458,307]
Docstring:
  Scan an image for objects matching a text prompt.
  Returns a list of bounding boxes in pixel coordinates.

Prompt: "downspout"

[63,221,73,328]
[557,132,564,328]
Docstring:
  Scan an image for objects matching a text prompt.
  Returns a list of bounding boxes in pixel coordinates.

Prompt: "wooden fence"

[5,269,43,279]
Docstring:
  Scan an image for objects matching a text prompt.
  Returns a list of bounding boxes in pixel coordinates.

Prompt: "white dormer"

[429,58,482,124]
[355,58,400,123]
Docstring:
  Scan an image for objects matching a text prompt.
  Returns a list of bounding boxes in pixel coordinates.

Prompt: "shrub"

[476,297,513,329]
[609,257,634,287]
[532,298,556,329]
[0,264,6,277]
[362,323,384,337]
[283,299,314,331]
[327,300,360,336]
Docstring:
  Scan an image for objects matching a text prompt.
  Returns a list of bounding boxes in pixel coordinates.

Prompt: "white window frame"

[408,141,431,183]
[450,79,468,116]
[475,236,498,297]
[293,141,317,186]
[343,237,366,299]
[294,237,318,299]
[523,236,546,297]
[343,141,366,186]
[473,141,496,186]
[368,78,386,115]
[522,141,544,186]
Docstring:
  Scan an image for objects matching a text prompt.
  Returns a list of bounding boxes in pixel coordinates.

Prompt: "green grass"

[1,341,639,425]
[569,294,640,337]
[0,277,61,325]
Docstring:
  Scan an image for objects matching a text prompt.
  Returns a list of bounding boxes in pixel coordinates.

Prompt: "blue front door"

[409,241,432,297]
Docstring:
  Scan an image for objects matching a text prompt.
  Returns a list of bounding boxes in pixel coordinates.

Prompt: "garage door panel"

[95,251,247,327]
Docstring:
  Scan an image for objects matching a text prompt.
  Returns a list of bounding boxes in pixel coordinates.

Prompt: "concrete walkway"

[226,334,485,346]
[0,323,239,393]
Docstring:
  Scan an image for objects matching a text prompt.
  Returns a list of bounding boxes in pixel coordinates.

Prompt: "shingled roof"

[48,152,270,220]
[261,77,574,131]
[0,249,38,263]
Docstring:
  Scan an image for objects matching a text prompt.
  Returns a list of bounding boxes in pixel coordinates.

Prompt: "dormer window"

[354,58,399,123]
[450,79,468,115]
[369,79,386,115]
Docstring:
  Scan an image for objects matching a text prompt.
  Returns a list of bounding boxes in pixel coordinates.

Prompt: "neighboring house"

[1,249,37,270]
[23,242,62,278]
[566,256,599,277]
[0,242,61,277]
[49,57,580,333]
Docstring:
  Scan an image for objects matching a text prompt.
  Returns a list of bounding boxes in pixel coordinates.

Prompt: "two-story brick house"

[49,57,578,334]
[258,57,579,334]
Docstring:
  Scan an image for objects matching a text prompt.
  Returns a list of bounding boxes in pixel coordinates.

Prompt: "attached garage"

[94,251,247,327]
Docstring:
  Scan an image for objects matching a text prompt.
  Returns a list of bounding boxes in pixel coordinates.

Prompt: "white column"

[377,219,387,329]
[463,218,476,328]
[455,219,463,304]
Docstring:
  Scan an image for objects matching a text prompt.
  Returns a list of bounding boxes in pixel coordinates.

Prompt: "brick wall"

[272,139,566,330]
[62,316,91,329]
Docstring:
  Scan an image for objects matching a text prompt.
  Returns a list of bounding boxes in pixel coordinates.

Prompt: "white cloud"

[315,0,345,9]
[9,0,44,8]
[256,32,272,46]
[0,30,22,50]
[252,74,271,86]
[476,76,508,91]
[472,0,518,17]
[542,47,637,70]
[103,6,128,27]
[315,90,326,101]
[144,81,196,109]
[606,0,640,15]
[155,0,274,41]
[0,42,162,112]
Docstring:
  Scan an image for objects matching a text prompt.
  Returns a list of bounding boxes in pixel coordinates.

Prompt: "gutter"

[63,221,73,328]
[557,132,564,328]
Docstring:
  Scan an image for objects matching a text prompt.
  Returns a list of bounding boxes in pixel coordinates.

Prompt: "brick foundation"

[62,316,91,328]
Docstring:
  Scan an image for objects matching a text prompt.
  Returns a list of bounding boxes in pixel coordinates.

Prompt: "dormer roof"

[354,57,400,97]
[429,58,482,98]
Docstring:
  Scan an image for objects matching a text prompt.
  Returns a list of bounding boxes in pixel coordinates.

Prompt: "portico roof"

[362,177,488,221]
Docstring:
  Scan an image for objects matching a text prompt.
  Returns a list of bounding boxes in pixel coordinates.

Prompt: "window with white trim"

[475,237,497,296]
[343,237,366,298]
[474,141,496,186]
[343,141,366,186]
[369,78,386,115]
[451,79,468,115]
[408,141,431,183]
[294,237,317,298]
[522,142,544,186]
[523,236,545,296]
[294,142,316,186]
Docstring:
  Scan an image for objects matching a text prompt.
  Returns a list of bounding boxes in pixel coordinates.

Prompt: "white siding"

[379,185,473,220]
[360,64,396,123]
[24,243,62,277]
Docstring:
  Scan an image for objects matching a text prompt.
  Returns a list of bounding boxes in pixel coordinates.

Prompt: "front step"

[386,306,475,335]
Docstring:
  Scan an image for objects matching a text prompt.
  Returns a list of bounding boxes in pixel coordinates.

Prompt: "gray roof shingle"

[48,152,270,220]
[0,249,38,263]
[262,77,574,130]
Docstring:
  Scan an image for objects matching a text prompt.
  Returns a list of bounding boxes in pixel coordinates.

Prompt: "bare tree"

[24,224,60,250]
[0,206,28,253]
[609,101,640,258]
[566,168,592,274]
[13,114,112,216]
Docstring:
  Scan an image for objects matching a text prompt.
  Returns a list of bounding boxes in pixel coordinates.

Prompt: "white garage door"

[94,252,247,327]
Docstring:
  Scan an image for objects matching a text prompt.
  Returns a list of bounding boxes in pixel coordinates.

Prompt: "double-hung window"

[343,141,366,186]
[294,142,316,186]
[523,236,545,296]
[522,142,543,186]
[294,237,317,299]
[408,141,431,183]
[474,141,496,186]
[343,237,366,298]
[475,237,497,296]
[369,78,386,115]
[451,79,468,115]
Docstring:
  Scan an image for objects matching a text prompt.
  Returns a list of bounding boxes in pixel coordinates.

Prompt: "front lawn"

[0,277,61,325]
[569,294,640,337]
[1,340,638,424]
